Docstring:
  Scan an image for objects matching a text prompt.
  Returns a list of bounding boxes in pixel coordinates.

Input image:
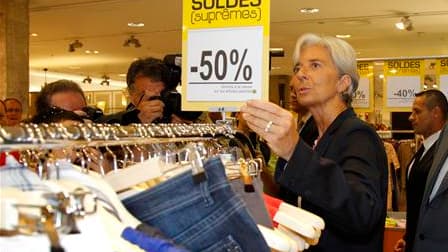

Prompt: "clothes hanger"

[257,224,297,252]
[104,142,207,194]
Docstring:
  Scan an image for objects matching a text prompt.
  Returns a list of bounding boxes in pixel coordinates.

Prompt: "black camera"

[154,54,202,123]
[163,54,182,90]
[150,90,181,123]
[81,106,104,121]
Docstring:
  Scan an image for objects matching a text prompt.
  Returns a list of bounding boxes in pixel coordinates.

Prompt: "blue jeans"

[122,157,270,252]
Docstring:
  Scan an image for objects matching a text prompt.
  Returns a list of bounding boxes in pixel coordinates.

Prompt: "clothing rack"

[376,130,415,139]
[0,123,235,152]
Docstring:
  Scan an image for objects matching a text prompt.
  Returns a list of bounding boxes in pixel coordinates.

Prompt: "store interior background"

[1,0,448,127]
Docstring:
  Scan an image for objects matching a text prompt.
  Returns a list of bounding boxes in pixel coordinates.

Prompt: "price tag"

[181,0,270,111]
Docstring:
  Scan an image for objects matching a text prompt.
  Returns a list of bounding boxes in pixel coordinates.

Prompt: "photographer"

[98,57,172,125]
[31,80,112,174]
[32,79,103,123]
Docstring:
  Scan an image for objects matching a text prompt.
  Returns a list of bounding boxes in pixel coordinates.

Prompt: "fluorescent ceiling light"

[336,34,351,38]
[299,8,319,14]
[30,33,38,37]
[128,22,145,27]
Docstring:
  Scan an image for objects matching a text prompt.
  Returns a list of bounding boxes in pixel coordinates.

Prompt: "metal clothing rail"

[0,123,235,151]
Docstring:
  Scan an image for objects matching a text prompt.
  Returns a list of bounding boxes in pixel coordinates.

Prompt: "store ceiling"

[29,0,448,82]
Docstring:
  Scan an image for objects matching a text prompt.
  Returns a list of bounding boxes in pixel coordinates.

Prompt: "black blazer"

[279,108,388,252]
[413,124,448,252]
[405,142,437,252]
[275,116,318,204]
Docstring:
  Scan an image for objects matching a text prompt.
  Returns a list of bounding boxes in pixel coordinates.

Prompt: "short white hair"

[293,33,359,105]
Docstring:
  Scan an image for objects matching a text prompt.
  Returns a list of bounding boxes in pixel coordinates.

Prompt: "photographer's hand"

[136,90,165,123]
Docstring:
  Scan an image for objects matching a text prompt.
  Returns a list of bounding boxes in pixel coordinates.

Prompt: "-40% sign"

[393,89,416,98]
[191,49,253,82]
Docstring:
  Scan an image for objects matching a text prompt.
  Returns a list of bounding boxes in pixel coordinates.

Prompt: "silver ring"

[264,120,273,133]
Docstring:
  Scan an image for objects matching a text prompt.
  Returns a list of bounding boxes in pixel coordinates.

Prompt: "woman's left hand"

[240,100,299,160]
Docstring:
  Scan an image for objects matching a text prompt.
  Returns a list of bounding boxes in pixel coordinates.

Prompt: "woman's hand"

[240,100,299,160]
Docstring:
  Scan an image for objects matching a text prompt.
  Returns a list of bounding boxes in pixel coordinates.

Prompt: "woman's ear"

[337,74,352,93]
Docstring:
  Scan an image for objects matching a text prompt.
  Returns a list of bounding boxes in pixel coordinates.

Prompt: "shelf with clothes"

[2,122,312,252]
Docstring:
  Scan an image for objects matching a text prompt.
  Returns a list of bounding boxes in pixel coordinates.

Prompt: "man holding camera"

[33,79,101,122]
[99,57,172,125]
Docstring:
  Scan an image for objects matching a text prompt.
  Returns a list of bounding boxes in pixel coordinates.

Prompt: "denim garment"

[122,157,270,252]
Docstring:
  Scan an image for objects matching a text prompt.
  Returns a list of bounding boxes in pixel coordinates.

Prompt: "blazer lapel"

[424,124,448,202]
[314,108,355,154]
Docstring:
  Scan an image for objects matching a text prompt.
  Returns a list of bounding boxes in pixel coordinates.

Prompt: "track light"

[82,76,92,84]
[269,48,285,57]
[123,35,141,48]
[100,75,110,86]
[395,16,413,31]
[68,39,83,52]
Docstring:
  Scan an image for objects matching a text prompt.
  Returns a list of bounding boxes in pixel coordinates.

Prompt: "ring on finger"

[264,120,273,133]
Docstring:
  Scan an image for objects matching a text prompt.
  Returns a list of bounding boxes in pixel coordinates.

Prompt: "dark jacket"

[413,124,448,252]
[275,116,318,204]
[95,103,140,125]
[278,108,388,252]
[405,142,437,252]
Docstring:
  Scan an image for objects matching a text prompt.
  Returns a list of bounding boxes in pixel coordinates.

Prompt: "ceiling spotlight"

[100,75,110,86]
[68,39,83,52]
[82,76,92,84]
[123,35,141,48]
[269,48,285,57]
[395,16,413,31]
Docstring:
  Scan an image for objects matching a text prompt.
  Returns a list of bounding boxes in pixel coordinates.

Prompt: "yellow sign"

[182,0,270,111]
[384,60,424,76]
[185,0,269,29]
[383,60,424,110]
[438,58,448,75]
[438,58,448,99]
[353,62,373,112]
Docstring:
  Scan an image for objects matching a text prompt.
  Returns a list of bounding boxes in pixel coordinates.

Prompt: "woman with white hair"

[241,33,388,251]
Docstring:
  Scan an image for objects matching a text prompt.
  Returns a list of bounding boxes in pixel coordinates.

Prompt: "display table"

[384,226,405,251]
[383,212,406,251]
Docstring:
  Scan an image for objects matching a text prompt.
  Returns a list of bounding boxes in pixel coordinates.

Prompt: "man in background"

[4,98,23,126]
[99,57,169,125]
[412,123,448,251]
[0,100,7,126]
[395,89,448,252]
[32,79,104,123]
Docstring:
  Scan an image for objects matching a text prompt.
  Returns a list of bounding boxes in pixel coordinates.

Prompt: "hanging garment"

[229,175,273,228]
[122,157,270,252]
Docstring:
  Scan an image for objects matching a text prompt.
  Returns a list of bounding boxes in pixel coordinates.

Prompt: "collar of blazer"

[425,124,448,202]
[312,107,355,153]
